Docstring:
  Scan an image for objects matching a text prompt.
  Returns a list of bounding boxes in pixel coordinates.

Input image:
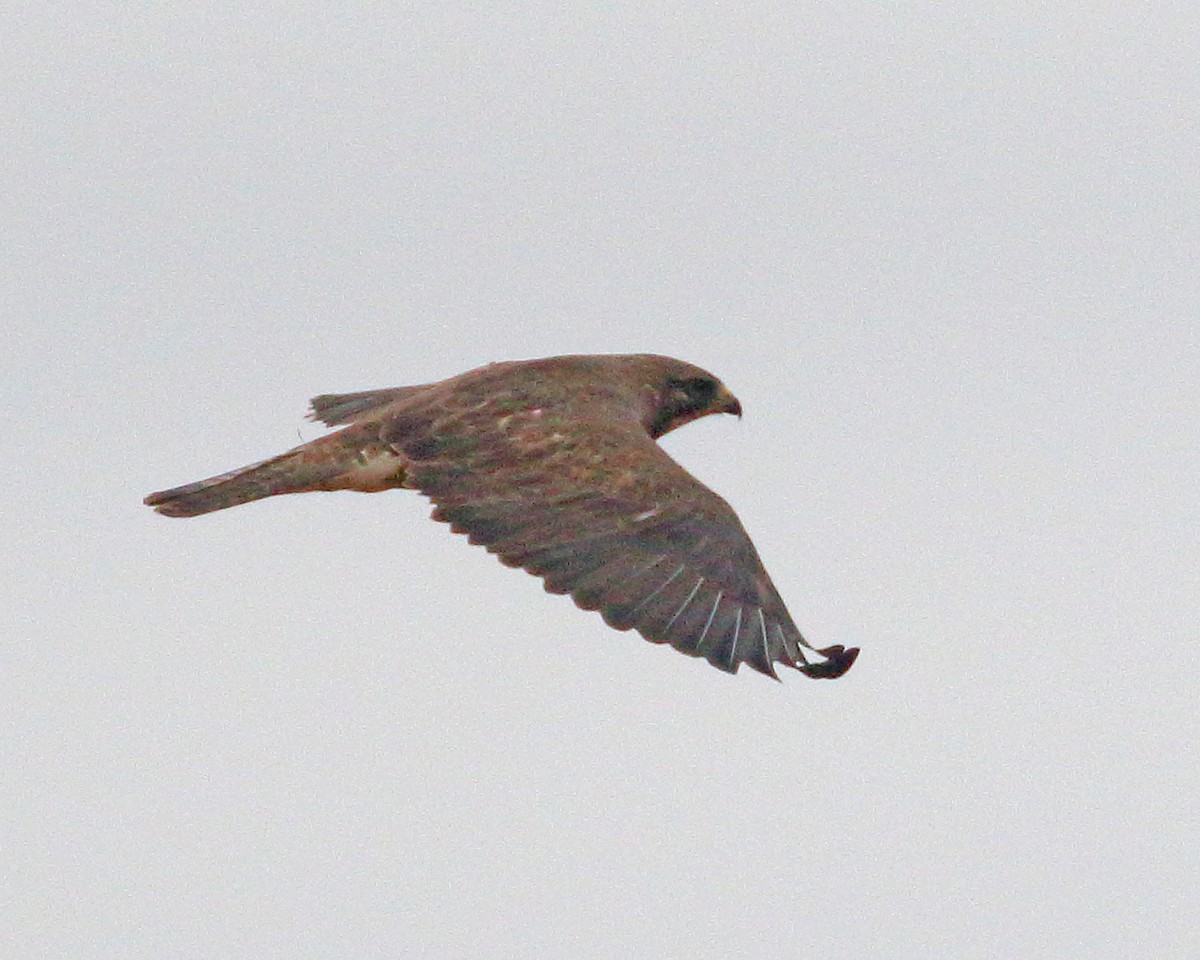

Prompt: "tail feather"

[145,428,408,518]
[143,451,335,517]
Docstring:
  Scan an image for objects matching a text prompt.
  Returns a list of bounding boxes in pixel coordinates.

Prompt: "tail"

[144,429,406,518]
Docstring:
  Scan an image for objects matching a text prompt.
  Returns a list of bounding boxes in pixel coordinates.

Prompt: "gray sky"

[6,4,1198,958]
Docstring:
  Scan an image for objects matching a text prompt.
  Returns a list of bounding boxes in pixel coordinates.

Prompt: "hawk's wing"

[309,386,426,426]
[381,403,855,679]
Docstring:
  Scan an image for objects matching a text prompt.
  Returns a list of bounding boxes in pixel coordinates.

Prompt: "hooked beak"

[718,388,742,419]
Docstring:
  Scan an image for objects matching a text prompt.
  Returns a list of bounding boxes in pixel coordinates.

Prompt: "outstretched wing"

[309,386,426,426]
[380,404,856,679]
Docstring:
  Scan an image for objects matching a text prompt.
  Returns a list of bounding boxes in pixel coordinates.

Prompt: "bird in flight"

[145,354,858,681]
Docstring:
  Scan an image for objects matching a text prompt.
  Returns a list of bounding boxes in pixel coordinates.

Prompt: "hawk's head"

[638,357,742,439]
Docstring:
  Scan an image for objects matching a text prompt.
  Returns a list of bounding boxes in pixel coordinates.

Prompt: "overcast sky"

[5,4,1198,958]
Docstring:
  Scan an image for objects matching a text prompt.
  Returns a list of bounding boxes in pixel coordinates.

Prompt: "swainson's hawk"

[145,354,859,681]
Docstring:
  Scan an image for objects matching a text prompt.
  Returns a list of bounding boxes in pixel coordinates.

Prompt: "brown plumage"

[144,354,858,681]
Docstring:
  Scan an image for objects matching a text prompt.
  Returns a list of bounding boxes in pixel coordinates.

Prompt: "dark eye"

[683,377,717,402]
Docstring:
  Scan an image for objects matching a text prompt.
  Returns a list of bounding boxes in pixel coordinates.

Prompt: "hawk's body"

[145,354,858,681]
